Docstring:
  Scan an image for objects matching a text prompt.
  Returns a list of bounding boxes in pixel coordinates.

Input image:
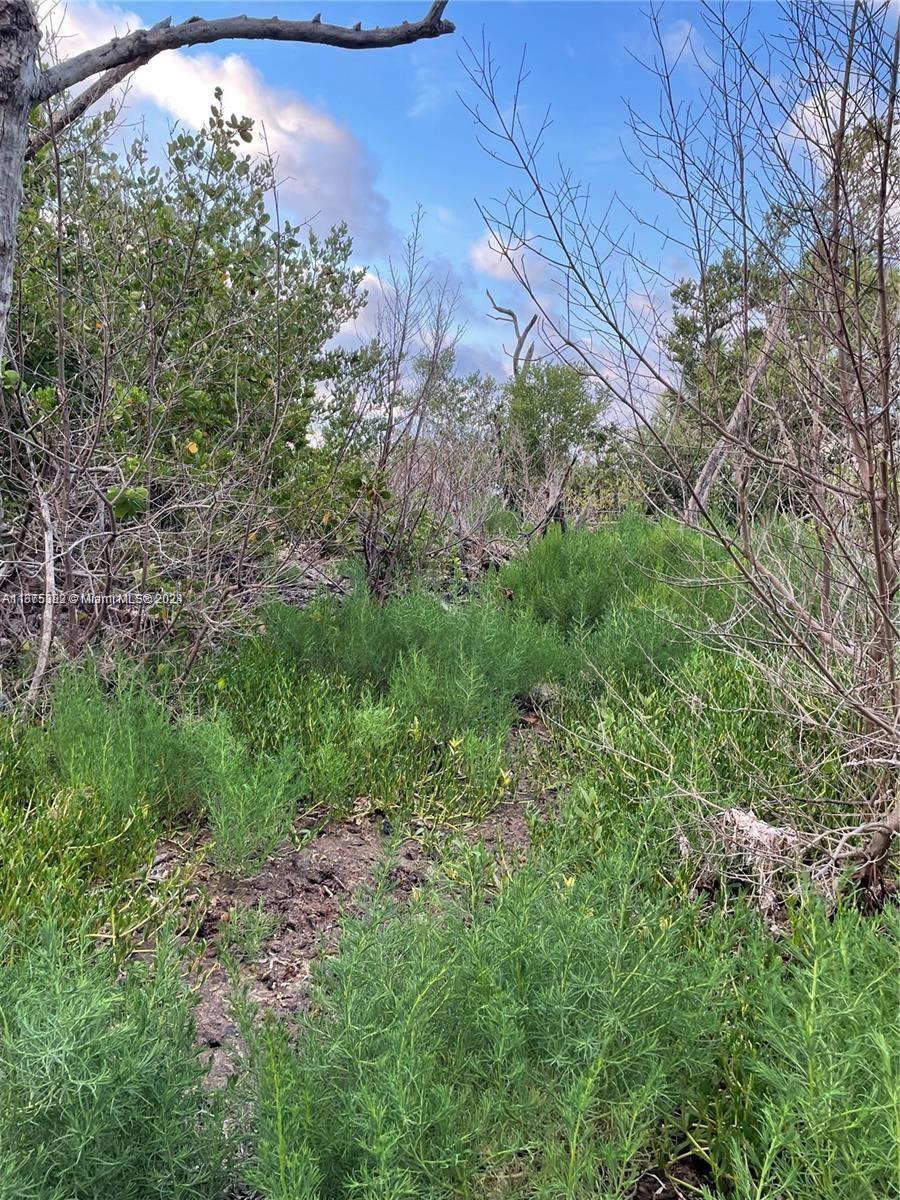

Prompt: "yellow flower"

[216,677,226,691]
[186,441,199,455]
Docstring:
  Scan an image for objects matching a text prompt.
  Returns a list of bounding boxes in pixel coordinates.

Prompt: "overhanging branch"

[34,2,454,105]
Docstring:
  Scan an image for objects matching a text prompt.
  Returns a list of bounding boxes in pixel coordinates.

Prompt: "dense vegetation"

[1,521,896,1199]
[3,3,900,1197]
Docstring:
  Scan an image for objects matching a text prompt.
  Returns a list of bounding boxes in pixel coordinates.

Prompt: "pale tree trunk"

[684,298,786,525]
[0,0,40,358]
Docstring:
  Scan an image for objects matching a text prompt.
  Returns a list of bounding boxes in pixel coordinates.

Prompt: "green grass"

[0,670,196,947]
[242,792,729,1200]
[241,787,899,1200]
[0,516,895,1200]
[0,925,231,1200]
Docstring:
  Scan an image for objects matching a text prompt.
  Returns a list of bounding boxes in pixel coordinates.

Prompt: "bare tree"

[355,210,465,599]
[465,1,900,886]
[0,0,454,357]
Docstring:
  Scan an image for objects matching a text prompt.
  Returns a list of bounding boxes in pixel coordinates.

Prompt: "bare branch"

[35,3,454,105]
[27,58,147,161]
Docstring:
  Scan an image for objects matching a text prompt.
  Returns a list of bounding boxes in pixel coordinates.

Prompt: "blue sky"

[51,1,782,375]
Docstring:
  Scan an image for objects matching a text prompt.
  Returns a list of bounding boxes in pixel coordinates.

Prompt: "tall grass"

[2,517,893,1200]
[0,926,230,1200]
[242,785,900,1200]
[242,793,729,1200]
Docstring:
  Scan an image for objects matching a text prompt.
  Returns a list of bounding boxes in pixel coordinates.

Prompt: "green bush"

[242,793,728,1199]
[0,926,229,1200]
[241,783,899,1200]
[42,664,204,824]
[0,716,172,945]
[498,516,732,676]
[193,716,300,872]
[206,586,570,823]
[719,900,900,1200]
[262,585,571,727]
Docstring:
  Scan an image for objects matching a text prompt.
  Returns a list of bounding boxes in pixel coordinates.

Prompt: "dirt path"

[148,797,535,1087]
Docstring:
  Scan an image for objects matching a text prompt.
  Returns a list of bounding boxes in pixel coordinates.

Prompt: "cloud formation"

[43,1,392,252]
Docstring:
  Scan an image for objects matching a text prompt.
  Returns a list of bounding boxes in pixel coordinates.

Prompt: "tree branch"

[27,57,148,160]
[35,3,454,105]
[487,289,536,379]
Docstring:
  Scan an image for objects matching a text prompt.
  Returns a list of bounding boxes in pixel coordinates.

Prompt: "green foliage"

[243,793,727,1200]
[43,664,203,825]
[2,517,894,1200]
[499,515,732,680]
[0,926,229,1200]
[0,668,198,943]
[503,361,607,479]
[241,782,899,1200]
[208,584,572,822]
[193,718,299,872]
[719,901,900,1200]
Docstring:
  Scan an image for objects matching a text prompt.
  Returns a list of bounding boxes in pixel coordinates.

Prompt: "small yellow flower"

[186,441,199,455]
[216,677,226,691]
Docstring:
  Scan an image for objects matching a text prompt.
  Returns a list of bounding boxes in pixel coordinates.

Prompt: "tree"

[501,362,607,532]
[466,1,900,885]
[2,96,369,684]
[0,0,454,357]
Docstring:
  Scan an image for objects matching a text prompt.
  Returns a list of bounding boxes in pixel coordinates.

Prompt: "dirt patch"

[184,814,387,1085]
[159,792,545,1086]
[632,1155,717,1199]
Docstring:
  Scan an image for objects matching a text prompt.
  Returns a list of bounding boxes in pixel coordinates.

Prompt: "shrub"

[43,663,204,824]
[0,926,229,1200]
[0,717,172,945]
[193,717,300,872]
[498,516,732,660]
[720,900,900,1200]
[242,793,728,1199]
[208,586,569,823]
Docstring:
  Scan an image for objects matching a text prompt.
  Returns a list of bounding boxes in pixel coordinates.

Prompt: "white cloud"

[469,230,521,281]
[661,20,712,71]
[42,1,391,252]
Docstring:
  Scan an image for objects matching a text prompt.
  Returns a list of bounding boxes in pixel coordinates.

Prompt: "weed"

[0,925,230,1200]
[218,900,281,962]
[193,718,300,873]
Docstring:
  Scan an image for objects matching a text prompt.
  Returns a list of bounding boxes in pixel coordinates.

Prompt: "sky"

[41,0,785,378]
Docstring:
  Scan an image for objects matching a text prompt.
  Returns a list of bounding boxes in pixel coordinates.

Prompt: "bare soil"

[152,794,542,1087]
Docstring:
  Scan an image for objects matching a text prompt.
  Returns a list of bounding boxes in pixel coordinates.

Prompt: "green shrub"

[193,717,300,872]
[242,793,728,1199]
[0,926,229,1200]
[241,782,899,1200]
[0,717,172,945]
[42,664,204,824]
[499,516,732,658]
[207,586,569,823]
[720,900,900,1200]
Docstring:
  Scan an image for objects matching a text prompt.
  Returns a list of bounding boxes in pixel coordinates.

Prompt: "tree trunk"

[684,298,786,525]
[0,1,39,358]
